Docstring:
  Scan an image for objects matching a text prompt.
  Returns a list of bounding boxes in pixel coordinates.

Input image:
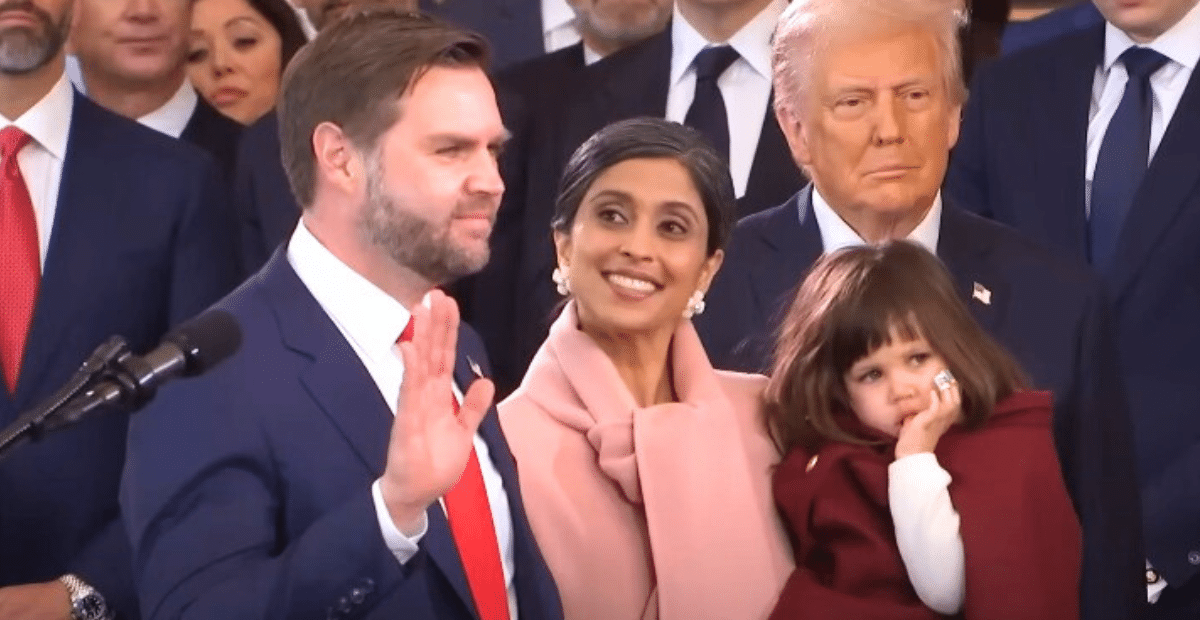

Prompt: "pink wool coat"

[498,303,793,620]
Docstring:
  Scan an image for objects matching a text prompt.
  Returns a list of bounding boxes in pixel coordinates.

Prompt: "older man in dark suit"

[947,0,1200,616]
[698,1,1146,619]
[0,0,239,616]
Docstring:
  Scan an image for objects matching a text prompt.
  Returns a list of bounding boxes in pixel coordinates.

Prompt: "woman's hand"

[895,371,962,460]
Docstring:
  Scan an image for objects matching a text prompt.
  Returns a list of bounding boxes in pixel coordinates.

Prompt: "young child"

[764,241,1081,620]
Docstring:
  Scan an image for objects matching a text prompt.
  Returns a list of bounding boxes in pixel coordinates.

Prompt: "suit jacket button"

[360,578,375,593]
[1188,551,1200,565]
[337,597,353,614]
[350,587,367,604]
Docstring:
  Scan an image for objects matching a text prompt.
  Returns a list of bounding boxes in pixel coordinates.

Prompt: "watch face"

[75,593,108,620]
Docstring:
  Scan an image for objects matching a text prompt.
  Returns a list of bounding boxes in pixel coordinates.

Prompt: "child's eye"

[909,352,931,366]
[859,369,881,383]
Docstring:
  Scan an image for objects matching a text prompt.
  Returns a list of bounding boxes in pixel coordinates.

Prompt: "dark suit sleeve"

[233,131,269,277]
[1142,435,1200,588]
[695,235,771,374]
[168,159,242,324]
[945,65,995,218]
[69,518,139,620]
[1059,287,1148,620]
[121,380,409,620]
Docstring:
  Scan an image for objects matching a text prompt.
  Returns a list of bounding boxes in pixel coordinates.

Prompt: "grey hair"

[771,0,969,118]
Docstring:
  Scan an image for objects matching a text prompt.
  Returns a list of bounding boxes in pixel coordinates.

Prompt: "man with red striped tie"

[120,8,564,620]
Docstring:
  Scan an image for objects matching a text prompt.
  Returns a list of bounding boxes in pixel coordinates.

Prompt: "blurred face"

[296,0,414,30]
[844,332,946,438]
[555,157,723,336]
[0,0,71,74]
[1093,0,1199,42]
[568,0,671,46]
[187,0,281,124]
[781,23,960,230]
[355,65,507,286]
[71,0,191,85]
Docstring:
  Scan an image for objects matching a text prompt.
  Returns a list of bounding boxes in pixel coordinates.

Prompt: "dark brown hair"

[244,0,307,69]
[762,241,1028,455]
[277,8,490,207]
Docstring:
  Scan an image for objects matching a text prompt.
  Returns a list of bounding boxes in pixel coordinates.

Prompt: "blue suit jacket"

[0,93,240,618]
[121,248,563,620]
[1000,2,1103,55]
[233,113,297,275]
[948,23,1200,616]
[420,0,542,69]
[696,187,1147,620]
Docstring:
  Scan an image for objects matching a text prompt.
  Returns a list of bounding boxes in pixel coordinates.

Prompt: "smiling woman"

[497,118,793,620]
[187,0,305,124]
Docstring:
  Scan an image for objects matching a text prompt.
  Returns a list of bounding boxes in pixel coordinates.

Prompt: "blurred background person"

[70,0,243,176]
[187,0,306,125]
[499,118,792,620]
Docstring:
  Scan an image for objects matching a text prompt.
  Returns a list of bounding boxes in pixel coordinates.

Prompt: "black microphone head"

[165,310,242,376]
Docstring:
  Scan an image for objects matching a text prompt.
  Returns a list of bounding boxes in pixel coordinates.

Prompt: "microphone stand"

[0,337,133,461]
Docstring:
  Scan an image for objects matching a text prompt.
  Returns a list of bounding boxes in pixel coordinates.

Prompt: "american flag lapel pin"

[467,356,485,379]
[972,282,992,306]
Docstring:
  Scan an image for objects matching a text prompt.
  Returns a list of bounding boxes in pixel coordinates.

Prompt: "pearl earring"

[682,291,706,319]
[552,267,570,296]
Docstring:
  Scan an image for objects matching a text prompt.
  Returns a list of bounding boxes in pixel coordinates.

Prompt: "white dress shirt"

[138,80,198,139]
[1085,0,1200,214]
[809,187,943,254]
[286,221,518,619]
[810,188,964,610]
[542,0,582,53]
[0,73,73,270]
[665,0,784,199]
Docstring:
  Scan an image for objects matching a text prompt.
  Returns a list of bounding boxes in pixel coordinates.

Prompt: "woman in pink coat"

[498,118,793,620]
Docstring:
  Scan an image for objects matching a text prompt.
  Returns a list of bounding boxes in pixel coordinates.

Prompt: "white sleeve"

[888,452,965,615]
[371,478,428,565]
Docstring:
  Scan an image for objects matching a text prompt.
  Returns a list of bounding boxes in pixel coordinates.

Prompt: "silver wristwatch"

[59,574,111,620]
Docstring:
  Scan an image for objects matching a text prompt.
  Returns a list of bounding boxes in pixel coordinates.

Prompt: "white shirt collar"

[0,72,73,161]
[287,220,412,367]
[138,79,198,139]
[1104,0,1200,72]
[809,186,942,254]
[670,0,785,86]
[583,44,604,65]
[542,0,576,36]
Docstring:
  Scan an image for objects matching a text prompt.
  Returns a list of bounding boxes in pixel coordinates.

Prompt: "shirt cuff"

[1147,559,1168,604]
[371,479,427,565]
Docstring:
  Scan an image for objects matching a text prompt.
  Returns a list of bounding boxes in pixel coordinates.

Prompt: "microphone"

[46,310,243,429]
[0,310,242,456]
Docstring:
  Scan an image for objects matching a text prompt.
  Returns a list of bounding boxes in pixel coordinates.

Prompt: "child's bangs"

[826,275,929,374]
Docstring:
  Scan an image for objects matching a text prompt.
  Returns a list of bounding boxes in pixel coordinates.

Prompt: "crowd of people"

[0,0,1197,619]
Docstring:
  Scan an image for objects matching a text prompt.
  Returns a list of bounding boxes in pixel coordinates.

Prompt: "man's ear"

[776,103,813,170]
[312,122,363,195]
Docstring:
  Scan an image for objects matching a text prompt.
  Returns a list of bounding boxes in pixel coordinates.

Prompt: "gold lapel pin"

[972,282,992,306]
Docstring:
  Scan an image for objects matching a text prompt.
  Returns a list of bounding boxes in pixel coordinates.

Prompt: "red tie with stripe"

[0,126,39,395]
[399,318,510,620]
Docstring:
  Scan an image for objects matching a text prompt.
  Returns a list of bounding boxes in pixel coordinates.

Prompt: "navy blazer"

[420,0,543,69]
[947,23,1200,616]
[696,187,1147,620]
[121,248,563,620]
[232,112,298,275]
[0,93,240,619]
[471,26,805,397]
[180,96,243,181]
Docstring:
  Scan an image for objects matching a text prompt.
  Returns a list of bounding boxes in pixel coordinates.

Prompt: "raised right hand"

[380,290,495,531]
[894,374,962,460]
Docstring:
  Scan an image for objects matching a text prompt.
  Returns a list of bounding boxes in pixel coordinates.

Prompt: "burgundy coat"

[770,391,1081,620]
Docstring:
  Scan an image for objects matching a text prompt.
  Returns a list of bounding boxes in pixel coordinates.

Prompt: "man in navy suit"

[0,0,240,616]
[697,1,1145,619]
[69,0,242,177]
[947,0,1200,616]
[121,10,563,620]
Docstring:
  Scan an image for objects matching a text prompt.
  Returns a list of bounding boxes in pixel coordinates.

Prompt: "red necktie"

[0,126,39,394]
[399,319,510,620]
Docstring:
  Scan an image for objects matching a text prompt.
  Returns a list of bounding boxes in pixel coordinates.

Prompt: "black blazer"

[696,187,1147,620]
[122,248,564,620]
[180,95,243,180]
[472,27,805,396]
[232,112,298,275]
[0,93,240,619]
[948,25,1200,616]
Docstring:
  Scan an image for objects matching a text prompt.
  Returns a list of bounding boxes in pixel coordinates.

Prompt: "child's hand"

[895,372,962,459]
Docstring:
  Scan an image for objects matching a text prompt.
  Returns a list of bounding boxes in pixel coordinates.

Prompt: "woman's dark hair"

[550,117,736,256]
[762,241,1029,454]
[244,0,308,69]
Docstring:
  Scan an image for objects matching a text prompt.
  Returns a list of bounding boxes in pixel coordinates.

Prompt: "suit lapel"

[1031,28,1102,260]
[1106,64,1200,300]
[937,205,1011,336]
[750,187,823,325]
